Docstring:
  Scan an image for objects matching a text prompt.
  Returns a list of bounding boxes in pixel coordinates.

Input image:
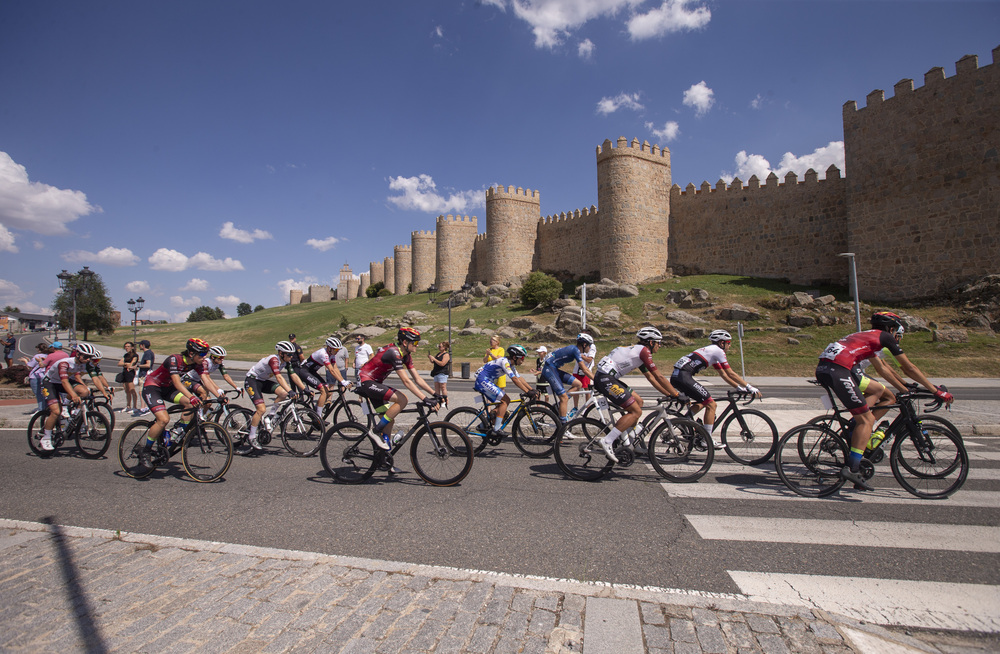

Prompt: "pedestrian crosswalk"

[654,435,1000,632]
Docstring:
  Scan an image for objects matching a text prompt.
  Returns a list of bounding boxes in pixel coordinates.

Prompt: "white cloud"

[173,311,191,323]
[578,38,595,59]
[645,120,680,142]
[722,141,846,183]
[219,221,273,244]
[143,309,171,321]
[170,295,201,308]
[387,175,483,214]
[277,277,318,300]
[0,151,100,235]
[125,280,150,293]
[148,248,244,272]
[0,224,17,253]
[215,295,241,305]
[62,246,139,267]
[683,81,715,116]
[180,278,209,292]
[433,25,444,38]
[0,279,29,305]
[596,92,644,115]
[32,241,44,250]
[627,0,711,40]
[306,236,341,252]
[750,93,765,110]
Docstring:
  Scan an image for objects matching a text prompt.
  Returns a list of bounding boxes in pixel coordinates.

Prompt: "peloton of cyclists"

[473,344,539,437]
[243,341,298,451]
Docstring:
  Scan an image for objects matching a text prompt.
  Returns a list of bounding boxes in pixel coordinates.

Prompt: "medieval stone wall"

[369,261,384,288]
[411,230,436,294]
[435,215,478,291]
[394,245,412,295]
[484,186,541,284]
[536,207,601,278]
[383,256,395,294]
[358,272,370,297]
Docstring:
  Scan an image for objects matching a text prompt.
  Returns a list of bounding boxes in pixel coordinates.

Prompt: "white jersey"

[246,355,284,381]
[673,344,730,375]
[596,344,657,377]
[45,357,88,384]
[304,347,332,373]
[573,343,597,375]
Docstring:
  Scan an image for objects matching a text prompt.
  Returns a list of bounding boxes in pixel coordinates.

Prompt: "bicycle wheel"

[320,421,379,484]
[512,404,561,458]
[410,422,474,486]
[444,407,490,454]
[75,411,111,459]
[92,400,116,431]
[648,418,714,482]
[774,424,848,498]
[221,407,255,447]
[553,418,614,481]
[720,408,778,466]
[181,421,233,482]
[117,420,157,479]
[26,411,52,457]
[280,407,325,457]
[333,399,371,431]
[890,422,968,498]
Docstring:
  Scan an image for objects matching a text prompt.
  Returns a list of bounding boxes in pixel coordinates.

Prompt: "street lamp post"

[127,297,145,346]
[444,283,471,364]
[838,253,862,332]
[56,266,95,345]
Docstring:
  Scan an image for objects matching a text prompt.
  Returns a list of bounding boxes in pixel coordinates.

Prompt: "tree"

[51,271,117,339]
[187,306,226,322]
[519,271,562,309]
[236,302,252,317]
[3,305,20,313]
[339,314,350,330]
[365,281,385,298]
[253,304,265,313]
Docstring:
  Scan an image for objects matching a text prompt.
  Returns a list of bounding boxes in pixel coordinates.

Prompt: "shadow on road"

[41,517,108,654]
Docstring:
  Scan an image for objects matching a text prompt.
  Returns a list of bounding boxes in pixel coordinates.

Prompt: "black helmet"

[506,344,527,362]
[397,327,421,343]
[871,311,904,336]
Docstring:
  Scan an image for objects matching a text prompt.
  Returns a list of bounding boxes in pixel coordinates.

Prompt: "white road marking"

[658,482,1000,508]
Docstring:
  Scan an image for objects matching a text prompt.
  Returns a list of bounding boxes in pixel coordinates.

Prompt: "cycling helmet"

[209,345,227,358]
[871,311,905,336]
[275,340,296,355]
[709,329,732,344]
[92,349,103,360]
[576,332,595,346]
[186,338,210,356]
[506,344,528,362]
[75,342,98,357]
[325,336,343,350]
[636,326,663,343]
[397,327,421,344]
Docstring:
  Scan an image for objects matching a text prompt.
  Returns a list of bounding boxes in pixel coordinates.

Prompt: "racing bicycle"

[444,392,562,457]
[27,394,112,459]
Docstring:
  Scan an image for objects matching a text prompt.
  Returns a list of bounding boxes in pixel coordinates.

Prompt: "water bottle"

[263,415,274,432]
[391,432,404,445]
[61,404,71,419]
[868,421,890,450]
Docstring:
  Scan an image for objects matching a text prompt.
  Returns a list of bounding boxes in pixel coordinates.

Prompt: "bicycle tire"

[221,407,255,448]
[320,421,379,484]
[280,407,325,457]
[117,420,158,479]
[807,414,851,434]
[890,422,968,498]
[910,415,963,477]
[92,399,116,431]
[443,407,489,454]
[333,399,371,431]
[26,411,54,457]
[181,421,233,482]
[647,417,714,482]
[720,408,777,466]
[512,404,561,458]
[75,410,111,459]
[410,421,474,486]
[774,424,848,498]
[578,403,624,441]
[553,417,614,481]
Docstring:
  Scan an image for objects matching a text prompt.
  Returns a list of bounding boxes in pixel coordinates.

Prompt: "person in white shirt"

[353,334,374,383]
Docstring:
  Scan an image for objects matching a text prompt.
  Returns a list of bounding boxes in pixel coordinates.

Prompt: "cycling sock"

[603,427,622,446]
[248,425,257,439]
[704,422,714,436]
[494,415,504,431]
[43,429,52,438]
[848,447,864,472]
[376,416,390,435]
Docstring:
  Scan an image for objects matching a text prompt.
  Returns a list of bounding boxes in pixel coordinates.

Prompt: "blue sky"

[1,1,997,322]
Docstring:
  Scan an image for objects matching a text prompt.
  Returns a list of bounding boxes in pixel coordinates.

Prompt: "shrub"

[519,271,562,309]
[0,365,29,386]
[377,288,393,297]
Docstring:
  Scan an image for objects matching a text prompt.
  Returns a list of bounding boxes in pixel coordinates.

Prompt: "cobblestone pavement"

[1,519,996,653]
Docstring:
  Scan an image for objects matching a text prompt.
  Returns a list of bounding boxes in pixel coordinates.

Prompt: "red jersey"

[819,330,904,369]
[359,344,414,384]
[144,353,209,388]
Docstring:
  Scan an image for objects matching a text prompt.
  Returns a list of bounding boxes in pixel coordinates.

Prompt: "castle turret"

[358,272,370,298]
[289,289,303,305]
[383,256,395,294]
[435,215,478,291]
[411,230,437,294]
[369,261,384,289]
[485,186,541,284]
[394,245,412,295]
[596,137,671,283]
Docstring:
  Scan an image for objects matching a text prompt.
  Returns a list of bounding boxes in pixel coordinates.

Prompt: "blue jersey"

[543,345,582,370]
[475,358,520,384]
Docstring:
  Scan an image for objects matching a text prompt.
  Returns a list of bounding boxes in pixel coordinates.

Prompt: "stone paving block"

[696,623,728,654]
[481,597,511,625]
[341,635,380,654]
[247,609,296,639]
[692,606,720,625]
[721,619,758,650]
[809,620,843,643]
[407,617,448,651]
[359,608,401,641]
[643,623,672,649]
[510,589,536,613]
[260,629,308,653]
[662,604,694,620]
[466,623,500,653]
[460,581,494,613]
[670,616,698,642]
[527,607,556,635]
[673,640,703,654]
[641,601,666,625]
[747,614,781,634]
[756,632,792,654]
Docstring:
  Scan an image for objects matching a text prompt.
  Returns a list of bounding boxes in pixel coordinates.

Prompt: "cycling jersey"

[182,359,227,383]
[359,344,413,384]
[475,358,521,384]
[246,354,291,381]
[144,353,209,388]
[44,357,88,384]
[673,344,730,374]
[303,347,333,374]
[596,345,656,377]
[543,345,583,371]
[818,330,904,370]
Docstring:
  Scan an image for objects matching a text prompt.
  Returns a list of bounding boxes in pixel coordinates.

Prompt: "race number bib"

[819,342,845,361]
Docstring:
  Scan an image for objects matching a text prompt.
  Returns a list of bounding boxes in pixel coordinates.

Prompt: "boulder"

[790,291,815,308]
[486,296,504,307]
[470,282,489,298]
[352,325,387,338]
[509,317,539,329]
[717,304,762,321]
[463,318,476,328]
[402,310,429,324]
[932,328,968,343]
[692,288,710,301]
[665,310,707,324]
[787,311,816,328]
[815,295,837,306]
[470,302,484,309]
[816,314,837,326]
[459,327,484,336]
[897,312,931,333]
[496,326,518,339]
[778,326,800,333]
[586,281,640,299]
[666,290,690,304]
[529,326,565,342]
[787,337,800,345]
[486,284,509,296]
[552,298,579,310]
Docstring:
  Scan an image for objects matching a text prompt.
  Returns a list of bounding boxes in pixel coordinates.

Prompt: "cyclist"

[816,311,953,489]
[243,341,298,451]
[473,344,539,437]
[83,348,114,403]
[357,327,440,450]
[594,327,681,463]
[38,342,97,451]
[670,329,761,450]
[179,345,240,403]
[300,337,351,410]
[540,333,595,423]
[570,329,596,418]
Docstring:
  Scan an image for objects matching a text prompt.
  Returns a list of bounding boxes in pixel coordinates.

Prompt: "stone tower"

[383,256,395,294]
[369,261,384,289]
[394,245,412,295]
[435,215,478,291]
[596,137,671,283]
[411,230,437,294]
[484,186,541,284]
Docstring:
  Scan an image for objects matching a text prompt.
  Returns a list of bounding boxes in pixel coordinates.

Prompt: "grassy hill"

[92,275,999,378]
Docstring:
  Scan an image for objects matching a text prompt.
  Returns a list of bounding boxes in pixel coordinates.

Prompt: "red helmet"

[397,327,421,344]
[186,338,210,356]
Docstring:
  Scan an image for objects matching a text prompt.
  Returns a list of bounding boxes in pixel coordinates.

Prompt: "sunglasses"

[78,354,92,361]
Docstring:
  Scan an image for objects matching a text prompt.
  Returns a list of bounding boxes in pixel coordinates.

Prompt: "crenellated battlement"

[474,232,487,243]
[486,185,541,203]
[672,166,842,197]
[411,229,436,238]
[436,214,478,226]
[539,205,599,225]
[393,244,411,253]
[595,136,668,163]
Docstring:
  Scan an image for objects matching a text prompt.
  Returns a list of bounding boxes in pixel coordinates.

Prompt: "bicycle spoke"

[553,418,614,481]
[182,422,233,482]
[320,421,378,483]
[410,422,474,486]
[648,418,714,482]
[774,425,847,497]
[890,423,968,498]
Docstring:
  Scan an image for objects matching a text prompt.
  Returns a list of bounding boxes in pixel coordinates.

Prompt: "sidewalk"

[2,519,994,653]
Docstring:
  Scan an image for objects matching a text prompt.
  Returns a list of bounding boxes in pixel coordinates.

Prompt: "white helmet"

[91,349,103,360]
[636,326,663,343]
[275,340,296,354]
[325,336,343,349]
[75,342,98,357]
[709,329,732,344]
[576,333,594,346]
[209,345,227,357]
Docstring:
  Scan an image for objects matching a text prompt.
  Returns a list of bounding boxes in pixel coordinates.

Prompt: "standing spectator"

[353,334,373,383]
[2,332,15,368]
[334,343,349,382]
[136,340,155,414]
[484,334,506,390]
[428,341,451,408]
[570,329,596,417]
[118,341,139,414]
[531,346,551,405]
[20,343,50,414]
[288,333,305,364]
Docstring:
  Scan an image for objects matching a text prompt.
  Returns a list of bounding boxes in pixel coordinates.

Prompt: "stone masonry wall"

[484,186,541,284]
[435,215,478,291]
[411,230,436,295]
[383,256,395,294]
[358,272,370,298]
[369,261,384,289]
[669,169,849,286]
[536,207,601,278]
[843,47,1000,301]
[394,245,412,295]
[289,289,303,305]
[308,285,332,303]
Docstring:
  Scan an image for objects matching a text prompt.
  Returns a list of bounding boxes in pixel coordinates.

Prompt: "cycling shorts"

[815,361,869,415]
[142,385,180,413]
[474,379,505,403]
[541,365,576,397]
[40,379,72,407]
[593,372,636,409]
[244,377,281,406]
[297,368,328,391]
[670,370,714,405]
[357,380,395,407]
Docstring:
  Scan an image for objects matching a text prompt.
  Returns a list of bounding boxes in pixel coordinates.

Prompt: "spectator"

[353,334,373,383]
[2,332,14,368]
[428,341,451,408]
[531,346,551,404]
[136,340,155,414]
[484,334,506,391]
[288,333,305,364]
[20,342,50,414]
[118,341,139,414]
